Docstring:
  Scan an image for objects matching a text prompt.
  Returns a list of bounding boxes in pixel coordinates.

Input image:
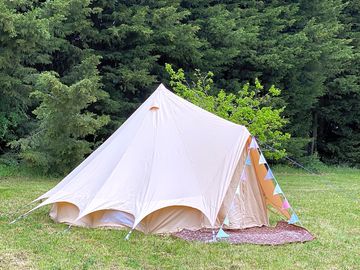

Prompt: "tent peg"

[63,225,72,233]
[125,229,133,241]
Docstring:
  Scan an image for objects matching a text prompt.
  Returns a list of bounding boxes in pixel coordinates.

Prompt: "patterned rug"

[172,221,314,245]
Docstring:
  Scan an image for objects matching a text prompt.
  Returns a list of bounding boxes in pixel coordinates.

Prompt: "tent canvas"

[27,83,292,234]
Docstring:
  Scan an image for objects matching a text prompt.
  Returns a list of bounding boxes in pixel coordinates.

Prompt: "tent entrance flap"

[216,138,269,229]
[50,203,137,229]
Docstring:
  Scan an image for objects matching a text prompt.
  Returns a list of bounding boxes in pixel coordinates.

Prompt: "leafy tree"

[166,64,290,159]
[11,56,109,174]
[182,1,354,163]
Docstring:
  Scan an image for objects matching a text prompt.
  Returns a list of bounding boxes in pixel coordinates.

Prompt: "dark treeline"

[0,0,359,172]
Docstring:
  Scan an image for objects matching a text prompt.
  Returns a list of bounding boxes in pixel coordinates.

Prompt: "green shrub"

[166,64,290,159]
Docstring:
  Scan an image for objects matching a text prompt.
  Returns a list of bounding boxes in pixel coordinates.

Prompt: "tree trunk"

[311,111,318,155]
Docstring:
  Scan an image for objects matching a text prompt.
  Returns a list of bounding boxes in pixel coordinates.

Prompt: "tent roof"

[32,84,252,228]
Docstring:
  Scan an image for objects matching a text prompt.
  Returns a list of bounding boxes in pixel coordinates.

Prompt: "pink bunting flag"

[240,169,247,181]
[282,199,290,209]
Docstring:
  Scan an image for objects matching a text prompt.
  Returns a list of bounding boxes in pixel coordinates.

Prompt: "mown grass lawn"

[0,165,359,270]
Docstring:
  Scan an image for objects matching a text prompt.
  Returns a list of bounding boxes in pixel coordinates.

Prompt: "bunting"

[288,213,299,224]
[258,151,301,225]
[245,155,252,165]
[264,168,274,180]
[249,137,259,149]
[282,199,290,209]
[216,228,230,238]
[223,216,230,226]
[259,153,267,164]
[273,183,283,195]
[240,169,247,181]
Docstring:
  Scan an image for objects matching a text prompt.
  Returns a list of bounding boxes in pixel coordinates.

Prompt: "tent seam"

[74,111,152,221]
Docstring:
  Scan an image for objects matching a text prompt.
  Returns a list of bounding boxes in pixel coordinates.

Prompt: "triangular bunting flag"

[240,169,247,181]
[259,153,267,164]
[235,185,240,195]
[249,137,259,149]
[216,228,230,238]
[288,213,299,224]
[229,200,236,210]
[273,183,283,195]
[223,216,230,226]
[245,155,252,165]
[282,199,290,209]
[264,168,274,180]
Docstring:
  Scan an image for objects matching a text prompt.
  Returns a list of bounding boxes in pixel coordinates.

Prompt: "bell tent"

[26,83,299,235]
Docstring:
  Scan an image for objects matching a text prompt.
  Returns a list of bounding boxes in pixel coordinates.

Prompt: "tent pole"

[212,229,216,242]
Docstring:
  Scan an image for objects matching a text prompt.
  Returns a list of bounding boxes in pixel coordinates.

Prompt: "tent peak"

[156,83,168,92]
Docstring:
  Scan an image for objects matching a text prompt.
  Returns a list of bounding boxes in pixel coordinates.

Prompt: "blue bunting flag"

[273,183,283,195]
[265,168,274,180]
[223,216,230,226]
[216,228,230,238]
[245,155,252,165]
[288,213,299,224]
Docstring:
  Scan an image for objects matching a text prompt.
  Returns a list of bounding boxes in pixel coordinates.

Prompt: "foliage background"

[0,0,359,172]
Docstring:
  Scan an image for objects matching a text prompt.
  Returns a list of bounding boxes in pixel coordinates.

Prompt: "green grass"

[0,165,359,269]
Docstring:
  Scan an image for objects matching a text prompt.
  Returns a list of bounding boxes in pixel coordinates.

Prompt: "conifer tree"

[317,1,360,165]
[0,0,52,154]
[87,0,201,128]
[12,55,109,174]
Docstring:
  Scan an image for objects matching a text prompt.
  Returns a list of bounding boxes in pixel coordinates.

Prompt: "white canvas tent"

[28,83,291,234]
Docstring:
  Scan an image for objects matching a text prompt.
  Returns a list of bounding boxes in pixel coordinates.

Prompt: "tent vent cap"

[149,105,159,111]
